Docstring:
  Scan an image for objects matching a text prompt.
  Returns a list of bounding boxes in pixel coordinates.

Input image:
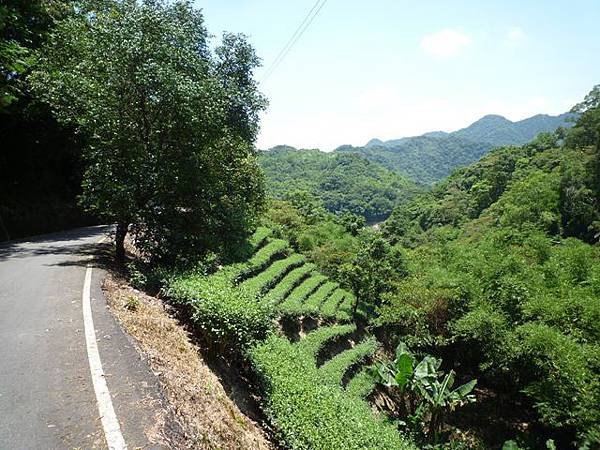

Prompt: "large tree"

[30,0,266,261]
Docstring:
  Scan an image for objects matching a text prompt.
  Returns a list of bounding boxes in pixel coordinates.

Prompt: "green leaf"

[453,379,477,399]
[395,341,412,361]
[394,353,414,391]
[437,371,455,405]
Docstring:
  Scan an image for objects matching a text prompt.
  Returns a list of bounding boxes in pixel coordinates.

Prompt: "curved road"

[0,226,166,449]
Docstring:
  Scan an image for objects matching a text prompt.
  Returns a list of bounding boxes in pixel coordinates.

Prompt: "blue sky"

[195,0,600,150]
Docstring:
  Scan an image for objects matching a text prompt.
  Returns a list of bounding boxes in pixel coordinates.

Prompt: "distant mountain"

[453,113,574,146]
[422,131,449,139]
[259,147,421,222]
[338,112,575,184]
[365,138,385,147]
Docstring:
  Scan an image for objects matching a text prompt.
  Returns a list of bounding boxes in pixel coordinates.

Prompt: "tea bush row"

[249,335,416,450]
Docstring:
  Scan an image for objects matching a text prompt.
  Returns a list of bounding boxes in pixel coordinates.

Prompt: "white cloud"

[507,26,525,43]
[420,28,471,59]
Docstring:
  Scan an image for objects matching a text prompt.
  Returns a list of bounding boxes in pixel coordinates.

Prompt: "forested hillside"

[255,88,600,448]
[259,146,421,222]
[373,96,600,447]
[337,135,491,185]
[335,112,574,185]
[453,113,574,146]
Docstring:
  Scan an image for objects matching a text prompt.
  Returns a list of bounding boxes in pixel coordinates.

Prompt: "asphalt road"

[0,226,166,449]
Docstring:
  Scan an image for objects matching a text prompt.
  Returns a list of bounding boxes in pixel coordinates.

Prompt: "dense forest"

[2,1,599,449]
[259,146,421,222]
[336,112,574,185]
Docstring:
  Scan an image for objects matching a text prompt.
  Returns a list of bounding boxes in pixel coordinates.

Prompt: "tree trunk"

[115,221,128,262]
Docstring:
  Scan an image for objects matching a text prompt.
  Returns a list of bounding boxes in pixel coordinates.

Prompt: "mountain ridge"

[262,112,575,186]
[333,111,575,184]
[364,112,574,148]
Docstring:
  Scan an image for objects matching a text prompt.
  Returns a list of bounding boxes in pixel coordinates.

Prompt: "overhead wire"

[261,0,328,83]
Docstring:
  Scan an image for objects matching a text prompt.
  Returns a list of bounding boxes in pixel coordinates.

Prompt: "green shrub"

[319,337,378,386]
[303,281,338,315]
[262,263,315,306]
[514,323,600,442]
[297,324,356,357]
[168,267,274,352]
[249,335,416,450]
[250,226,274,250]
[488,170,561,234]
[277,273,327,316]
[236,238,289,282]
[320,288,346,318]
[240,253,306,296]
[336,293,356,321]
[346,367,378,398]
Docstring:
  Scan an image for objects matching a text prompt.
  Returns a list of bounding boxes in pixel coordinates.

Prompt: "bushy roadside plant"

[167,267,274,353]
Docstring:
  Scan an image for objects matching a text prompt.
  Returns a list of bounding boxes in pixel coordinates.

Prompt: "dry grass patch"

[103,273,273,450]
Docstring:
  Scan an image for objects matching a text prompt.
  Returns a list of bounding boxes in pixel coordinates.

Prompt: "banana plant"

[371,341,477,443]
[372,341,416,390]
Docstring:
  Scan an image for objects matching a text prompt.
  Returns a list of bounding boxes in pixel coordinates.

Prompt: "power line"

[261,0,328,83]
[263,0,322,78]
[261,0,327,82]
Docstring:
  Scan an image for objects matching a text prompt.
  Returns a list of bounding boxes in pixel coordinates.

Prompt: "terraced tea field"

[168,227,415,450]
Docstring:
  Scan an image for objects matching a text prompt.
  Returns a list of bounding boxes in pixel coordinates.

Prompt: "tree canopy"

[31,0,266,262]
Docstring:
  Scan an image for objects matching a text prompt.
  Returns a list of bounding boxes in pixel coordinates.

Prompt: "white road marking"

[82,233,127,450]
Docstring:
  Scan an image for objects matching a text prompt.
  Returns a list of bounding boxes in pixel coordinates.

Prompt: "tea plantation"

[168,227,416,449]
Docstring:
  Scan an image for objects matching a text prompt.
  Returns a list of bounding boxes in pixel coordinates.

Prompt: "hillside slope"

[336,135,491,185]
[168,228,417,450]
[378,121,600,445]
[259,147,421,222]
[453,112,574,146]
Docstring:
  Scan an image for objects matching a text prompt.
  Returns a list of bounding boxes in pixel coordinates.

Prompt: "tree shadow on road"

[0,225,117,274]
[0,225,111,262]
